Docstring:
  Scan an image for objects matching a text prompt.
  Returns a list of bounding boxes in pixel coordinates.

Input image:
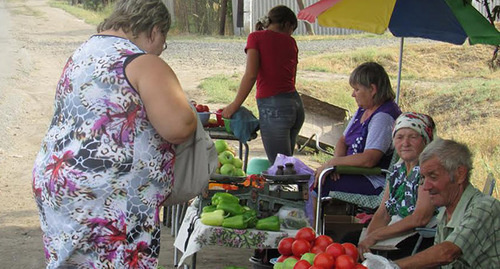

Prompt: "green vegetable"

[202,205,218,213]
[200,209,225,226]
[242,209,258,228]
[256,216,280,231]
[216,199,245,216]
[211,192,239,206]
[222,214,247,229]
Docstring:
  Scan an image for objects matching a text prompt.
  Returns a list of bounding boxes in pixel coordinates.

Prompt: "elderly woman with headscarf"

[357,112,438,260]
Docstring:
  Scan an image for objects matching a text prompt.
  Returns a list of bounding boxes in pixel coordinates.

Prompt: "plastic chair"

[315,165,391,234]
[314,151,400,234]
[482,173,496,196]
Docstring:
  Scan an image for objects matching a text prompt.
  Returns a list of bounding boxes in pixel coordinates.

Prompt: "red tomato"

[355,264,368,269]
[195,104,204,112]
[335,254,356,269]
[310,245,325,254]
[295,227,316,243]
[313,253,335,268]
[325,242,345,259]
[342,243,359,262]
[313,235,334,250]
[308,266,325,269]
[278,237,295,256]
[293,259,311,269]
[292,239,311,257]
[277,255,289,263]
[202,105,209,112]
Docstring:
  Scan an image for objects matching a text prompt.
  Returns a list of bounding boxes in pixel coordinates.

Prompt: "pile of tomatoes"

[274,227,366,269]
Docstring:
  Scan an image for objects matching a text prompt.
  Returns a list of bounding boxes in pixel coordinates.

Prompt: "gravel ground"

[165,37,434,71]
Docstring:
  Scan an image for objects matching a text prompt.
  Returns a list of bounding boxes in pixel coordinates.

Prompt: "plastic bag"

[265,154,316,226]
[229,106,259,143]
[277,206,309,229]
[266,153,314,176]
[362,253,401,269]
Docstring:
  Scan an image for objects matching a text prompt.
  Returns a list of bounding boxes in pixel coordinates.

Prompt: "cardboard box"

[323,215,365,243]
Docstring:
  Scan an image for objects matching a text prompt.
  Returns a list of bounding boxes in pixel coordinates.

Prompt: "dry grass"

[299,43,498,80]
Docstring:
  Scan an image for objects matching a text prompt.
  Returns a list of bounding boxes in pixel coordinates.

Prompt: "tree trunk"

[219,0,228,35]
[174,0,189,33]
[296,0,315,35]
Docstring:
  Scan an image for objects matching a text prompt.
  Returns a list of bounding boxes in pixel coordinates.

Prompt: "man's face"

[421,156,461,208]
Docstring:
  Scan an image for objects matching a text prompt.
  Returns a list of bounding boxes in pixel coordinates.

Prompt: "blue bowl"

[197,112,211,126]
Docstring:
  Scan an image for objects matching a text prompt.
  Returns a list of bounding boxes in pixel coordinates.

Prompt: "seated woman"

[313,62,401,197]
[357,112,438,260]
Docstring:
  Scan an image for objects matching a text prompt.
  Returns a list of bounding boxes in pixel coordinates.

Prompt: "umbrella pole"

[396,37,404,105]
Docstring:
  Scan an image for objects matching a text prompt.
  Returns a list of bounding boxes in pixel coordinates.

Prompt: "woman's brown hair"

[255,5,298,32]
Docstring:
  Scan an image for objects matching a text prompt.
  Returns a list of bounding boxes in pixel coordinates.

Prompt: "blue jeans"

[257,91,305,164]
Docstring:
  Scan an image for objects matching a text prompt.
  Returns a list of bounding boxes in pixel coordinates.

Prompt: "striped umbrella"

[298,0,500,102]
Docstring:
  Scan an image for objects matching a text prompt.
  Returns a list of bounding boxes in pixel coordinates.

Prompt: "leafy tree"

[473,1,500,69]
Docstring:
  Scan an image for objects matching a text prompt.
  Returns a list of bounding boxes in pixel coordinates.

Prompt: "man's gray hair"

[419,138,473,182]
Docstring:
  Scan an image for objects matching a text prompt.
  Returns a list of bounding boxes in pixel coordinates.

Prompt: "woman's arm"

[334,136,347,157]
[358,184,391,254]
[314,148,384,186]
[366,183,392,234]
[361,184,436,247]
[221,49,260,119]
[327,149,384,168]
[125,54,196,144]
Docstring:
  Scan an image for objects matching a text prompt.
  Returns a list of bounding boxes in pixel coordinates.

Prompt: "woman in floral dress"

[31,0,196,268]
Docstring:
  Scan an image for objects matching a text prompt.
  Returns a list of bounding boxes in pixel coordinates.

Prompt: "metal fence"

[247,0,360,35]
[164,0,499,36]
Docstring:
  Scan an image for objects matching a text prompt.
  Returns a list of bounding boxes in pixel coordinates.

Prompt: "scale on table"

[201,173,310,218]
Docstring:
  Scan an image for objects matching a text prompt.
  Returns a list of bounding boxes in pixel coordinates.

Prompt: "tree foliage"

[68,0,114,11]
[173,0,233,35]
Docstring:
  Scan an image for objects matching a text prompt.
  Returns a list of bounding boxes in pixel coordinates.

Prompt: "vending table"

[173,198,298,267]
[173,171,311,268]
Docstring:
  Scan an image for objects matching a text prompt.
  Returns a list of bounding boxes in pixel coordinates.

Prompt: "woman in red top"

[222,5,305,164]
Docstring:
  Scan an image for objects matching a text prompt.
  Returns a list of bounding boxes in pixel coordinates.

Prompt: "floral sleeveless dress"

[32,35,175,268]
[385,163,421,218]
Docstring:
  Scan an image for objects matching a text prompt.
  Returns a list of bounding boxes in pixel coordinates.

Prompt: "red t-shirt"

[245,30,298,99]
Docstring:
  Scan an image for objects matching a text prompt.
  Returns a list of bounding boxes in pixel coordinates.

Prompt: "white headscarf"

[392,112,436,144]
